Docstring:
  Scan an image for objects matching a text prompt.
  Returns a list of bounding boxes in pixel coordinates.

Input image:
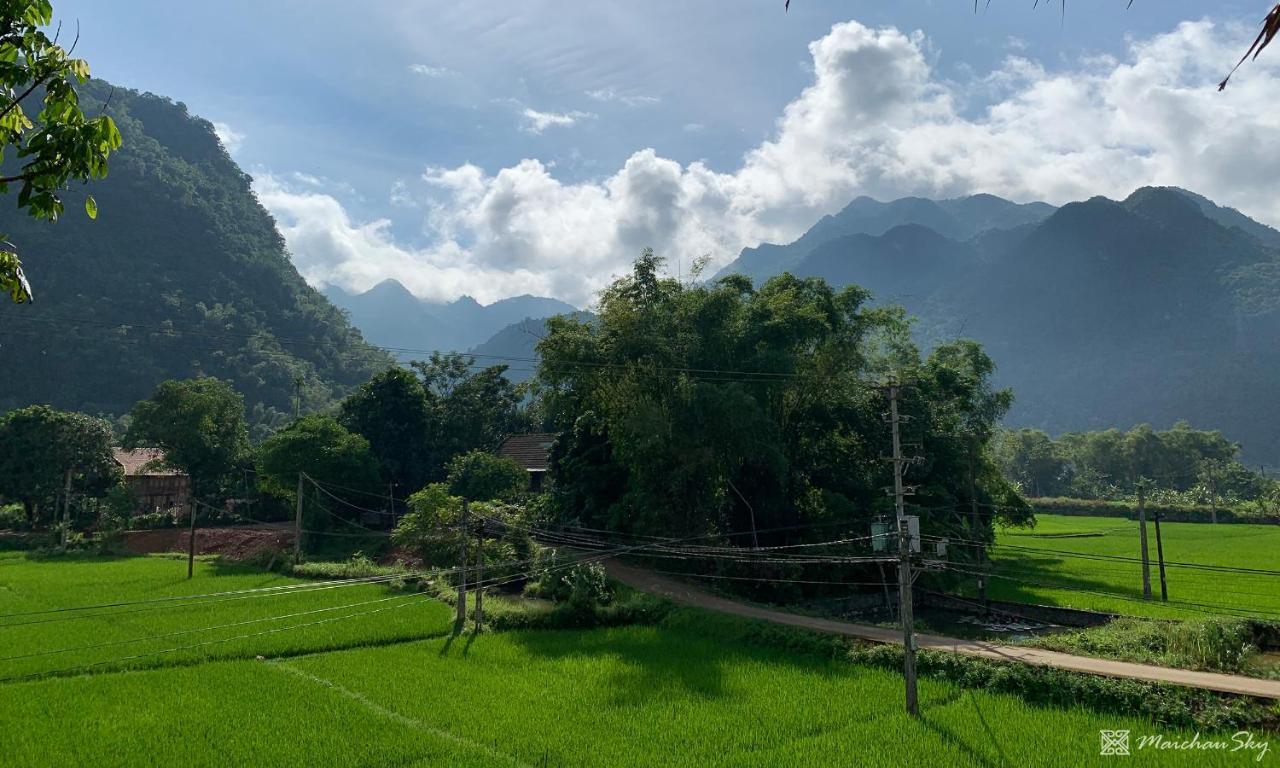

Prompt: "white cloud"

[254,174,549,304]
[409,64,455,78]
[211,121,244,154]
[585,87,660,107]
[259,18,1280,307]
[519,107,596,134]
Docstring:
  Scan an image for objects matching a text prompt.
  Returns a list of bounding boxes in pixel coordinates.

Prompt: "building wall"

[125,475,191,515]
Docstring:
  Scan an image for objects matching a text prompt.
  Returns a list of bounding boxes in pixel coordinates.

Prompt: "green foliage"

[1024,617,1263,675]
[994,422,1274,503]
[446,450,526,502]
[0,79,389,430]
[339,354,528,494]
[0,0,122,304]
[255,414,380,507]
[524,547,613,611]
[338,367,435,493]
[124,378,249,497]
[289,553,409,582]
[0,404,120,527]
[538,252,1024,579]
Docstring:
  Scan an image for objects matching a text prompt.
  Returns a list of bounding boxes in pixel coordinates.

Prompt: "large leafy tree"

[537,251,1026,550]
[0,0,122,304]
[446,450,527,502]
[413,352,527,462]
[124,377,249,499]
[256,414,381,506]
[0,404,119,526]
[338,367,436,494]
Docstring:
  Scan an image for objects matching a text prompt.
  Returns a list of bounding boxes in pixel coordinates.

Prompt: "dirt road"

[605,559,1280,700]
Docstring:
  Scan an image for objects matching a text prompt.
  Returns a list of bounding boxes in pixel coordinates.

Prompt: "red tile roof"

[498,433,556,472]
[112,448,183,477]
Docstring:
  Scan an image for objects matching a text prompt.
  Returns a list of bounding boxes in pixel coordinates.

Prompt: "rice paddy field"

[0,551,1273,766]
[983,514,1280,620]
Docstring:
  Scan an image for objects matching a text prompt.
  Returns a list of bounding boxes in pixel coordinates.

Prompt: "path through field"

[604,560,1280,699]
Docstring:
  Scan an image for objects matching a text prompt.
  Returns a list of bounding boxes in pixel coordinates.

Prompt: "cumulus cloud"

[519,107,596,133]
[211,121,244,154]
[253,174,549,304]
[585,87,661,107]
[409,64,455,78]
[261,18,1280,307]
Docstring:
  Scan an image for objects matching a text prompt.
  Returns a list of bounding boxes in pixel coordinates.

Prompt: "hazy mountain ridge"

[713,186,1280,461]
[325,279,578,355]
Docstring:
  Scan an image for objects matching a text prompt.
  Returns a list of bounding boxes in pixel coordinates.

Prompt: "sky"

[51,0,1280,307]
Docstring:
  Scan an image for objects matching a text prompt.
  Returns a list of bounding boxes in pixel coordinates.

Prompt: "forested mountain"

[717,186,1280,462]
[325,279,577,355]
[0,80,390,432]
[714,193,1055,284]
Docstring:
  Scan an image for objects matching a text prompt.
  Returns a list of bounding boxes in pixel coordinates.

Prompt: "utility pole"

[187,495,197,579]
[727,478,759,549]
[967,436,987,614]
[60,468,72,549]
[1153,510,1169,602]
[294,473,305,562]
[1137,479,1152,600]
[884,383,918,717]
[1207,464,1220,524]
[293,376,303,420]
[475,520,485,632]
[455,499,469,633]
[897,517,918,717]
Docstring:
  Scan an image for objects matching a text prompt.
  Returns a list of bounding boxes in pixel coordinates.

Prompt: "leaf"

[1219,3,1280,90]
[84,194,96,219]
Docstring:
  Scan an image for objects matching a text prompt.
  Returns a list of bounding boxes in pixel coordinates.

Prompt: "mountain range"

[711,186,1280,462]
[322,280,576,357]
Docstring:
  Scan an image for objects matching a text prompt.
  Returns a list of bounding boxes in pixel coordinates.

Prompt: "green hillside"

[0,80,390,430]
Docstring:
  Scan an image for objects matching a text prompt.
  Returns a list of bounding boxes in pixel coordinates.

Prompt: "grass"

[973,514,1280,620]
[1,551,1276,766]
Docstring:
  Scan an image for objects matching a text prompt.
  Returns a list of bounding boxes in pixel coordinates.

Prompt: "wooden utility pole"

[475,521,485,632]
[293,473,305,562]
[187,495,197,579]
[897,517,918,717]
[968,437,987,614]
[886,384,918,717]
[60,468,72,549]
[455,500,469,633]
[1153,511,1169,602]
[1207,465,1219,524]
[1137,480,1152,600]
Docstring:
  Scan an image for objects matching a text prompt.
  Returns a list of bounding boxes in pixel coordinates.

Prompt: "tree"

[413,352,527,463]
[256,414,381,507]
[0,405,119,526]
[124,378,249,499]
[446,450,527,502]
[0,0,122,304]
[338,367,435,493]
[537,252,1025,553]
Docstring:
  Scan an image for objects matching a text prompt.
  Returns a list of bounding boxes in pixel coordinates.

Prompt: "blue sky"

[52,1,1279,305]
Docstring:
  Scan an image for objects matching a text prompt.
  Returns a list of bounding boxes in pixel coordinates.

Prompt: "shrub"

[525,547,613,610]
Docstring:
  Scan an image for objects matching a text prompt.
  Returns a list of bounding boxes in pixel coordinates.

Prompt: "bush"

[290,553,410,584]
[525,548,613,610]
[1027,617,1260,674]
[0,502,25,529]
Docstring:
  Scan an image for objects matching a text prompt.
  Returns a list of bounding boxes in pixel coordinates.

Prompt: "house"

[112,448,191,516]
[497,432,556,491]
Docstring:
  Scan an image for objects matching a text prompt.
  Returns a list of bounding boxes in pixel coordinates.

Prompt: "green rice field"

[982,514,1280,620]
[0,551,1272,766]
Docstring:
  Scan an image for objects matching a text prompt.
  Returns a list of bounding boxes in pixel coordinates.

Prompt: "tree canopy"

[0,404,118,524]
[536,251,1027,550]
[124,377,249,498]
[256,414,381,506]
[0,0,122,304]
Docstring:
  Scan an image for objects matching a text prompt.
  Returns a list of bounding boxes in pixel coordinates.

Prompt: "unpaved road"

[605,559,1280,700]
